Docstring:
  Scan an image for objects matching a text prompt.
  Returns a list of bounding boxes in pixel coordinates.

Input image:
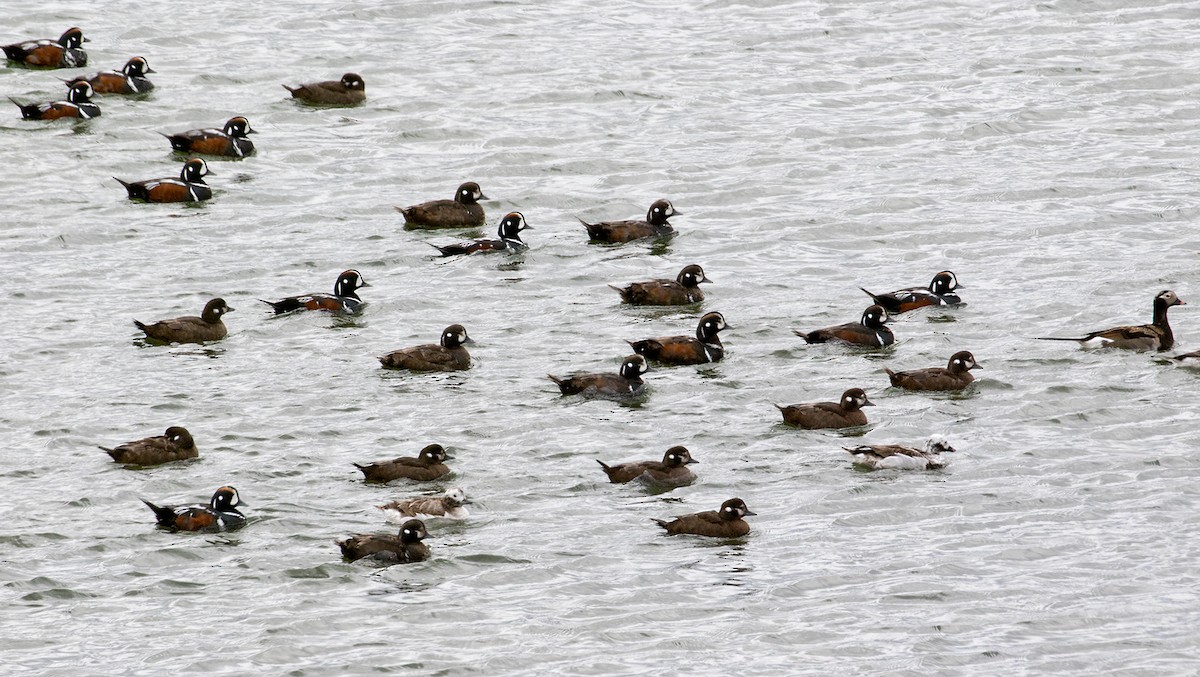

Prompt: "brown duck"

[283,72,365,105]
[379,324,472,372]
[396,182,488,229]
[795,305,893,347]
[548,355,648,398]
[101,426,197,466]
[134,298,233,344]
[886,351,980,391]
[354,444,452,482]
[597,446,698,487]
[580,199,678,243]
[611,264,710,306]
[653,498,755,537]
[1037,290,1185,351]
[337,519,430,564]
[775,388,874,429]
[629,312,727,365]
[860,271,963,314]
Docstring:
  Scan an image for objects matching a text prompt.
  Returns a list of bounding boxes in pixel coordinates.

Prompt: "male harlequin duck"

[548,355,648,398]
[611,264,710,306]
[11,81,100,120]
[1037,290,1185,351]
[337,519,430,564]
[580,199,678,243]
[377,487,470,523]
[885,351,980,391]
[431,212,529,256]
[843,436,956,470]
[3,27,87,68]
[100,426,197,466]
[259,269,368,314]
[379,324,473,372]
[283,72,366,105]
[653,498,755,538]
[597,445,698,487]
[141,486,246,532]
[161,116,255,157]
[860,271,963,314]
[115,158,212,203]
[396,182,489,229]
[629,311,728,365]
[775,388,874,429]
[794,305,894,347]
[354,444,452,483]
[65,56,154,94]
[133,297,233,344]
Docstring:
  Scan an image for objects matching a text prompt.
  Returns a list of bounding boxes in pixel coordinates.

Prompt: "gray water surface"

[3,1,1199,675]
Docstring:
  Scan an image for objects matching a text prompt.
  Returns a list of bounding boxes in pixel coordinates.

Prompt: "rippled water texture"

[3,0,1200,674]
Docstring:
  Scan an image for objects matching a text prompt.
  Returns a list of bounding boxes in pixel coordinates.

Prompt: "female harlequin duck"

[3,27,87,68]
[354,444,452,483]
[161,116,255,157]
[549,355,648,398]
[611,264,710,306]
[775,388,874,429]
[379,324,473,372]
[115,158,212,203]
[283,72,366,105]
[629,312,728,365]
[337,519,430,564]
[843,436,956,470]
[860,271,963,314]
[11,81,100,120]
[133,297,233,344]
[1036,290,1185,351]
[431,212,529,256]
[259,269,368,314]
[885,350,980,391]
[396,182,489,229]
[378,488,470,523]
[794,305,894,347]
[580,199,678,243]
[597,445,698,488]
[65,56,154,94]
[653,498,755,538]
[100,426,197,466]
[141,486,246,532]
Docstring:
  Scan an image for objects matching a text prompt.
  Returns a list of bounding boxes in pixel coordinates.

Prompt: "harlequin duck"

[377,487,470,523]
[1036,290,1185,351]
[379,324,473,372]
[843,436,956,470]
[133,297,233,344]
[396,182,488,229]
[354,444,452,482]
[259,269,368,314]
[775,388,874,429]
[283,72,365,105]
[337,519,430,564]
[65,56,154,94]
[161,116,255,157]
[431,212,528,256]
[860,271,963,314]
[115,158,212,203]
[597,445,698,487]
[548,355,648,398]
[3,27,87,68]
[794,305,894,347]
[885,351,980,391]
[141,486,246,532]
[579,199,678,243]
[11,81,100,120]
[628,312,727,365]
[1174,350,1200,361]
[653,498,755,537]
[100,426,197,466]
[611,264,710,306]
